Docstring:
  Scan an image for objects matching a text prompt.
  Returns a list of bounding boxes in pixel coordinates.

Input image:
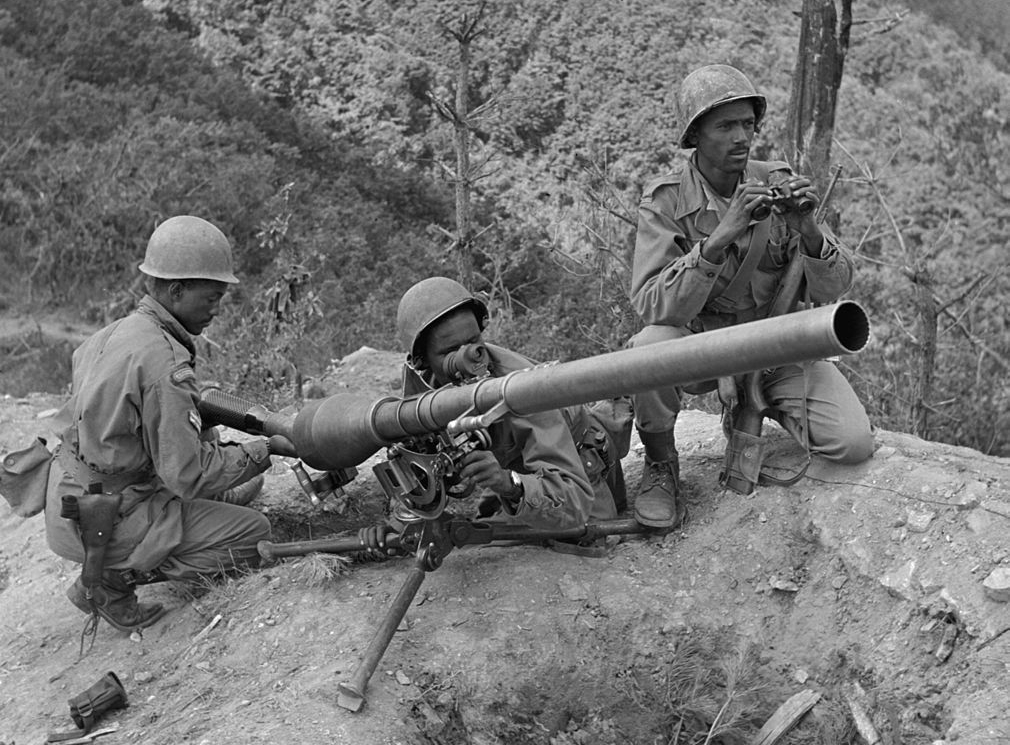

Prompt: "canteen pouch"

[0,437,53,517]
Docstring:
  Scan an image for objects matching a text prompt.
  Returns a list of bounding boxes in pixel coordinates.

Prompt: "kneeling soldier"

[45,216,288,633]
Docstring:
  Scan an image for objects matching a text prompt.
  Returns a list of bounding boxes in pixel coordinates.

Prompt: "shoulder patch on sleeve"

[170,364,196,385]
[189,410,202,431]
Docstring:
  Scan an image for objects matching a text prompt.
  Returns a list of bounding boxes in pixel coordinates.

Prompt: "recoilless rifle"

[198,301,870,712]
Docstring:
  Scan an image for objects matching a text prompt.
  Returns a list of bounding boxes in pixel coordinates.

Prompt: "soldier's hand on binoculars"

[705,179,772,260]
[735,179,774,222]
[777,175,820,229]
[358,523,395,558]
[459,450,511,496]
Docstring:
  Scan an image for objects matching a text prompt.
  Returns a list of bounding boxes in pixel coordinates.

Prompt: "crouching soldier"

[45,215,289,634]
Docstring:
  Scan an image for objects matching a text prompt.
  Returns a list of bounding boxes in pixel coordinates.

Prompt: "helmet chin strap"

[403,356,438,391]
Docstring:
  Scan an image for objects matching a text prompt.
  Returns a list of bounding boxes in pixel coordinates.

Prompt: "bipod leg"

[336,551,428,712]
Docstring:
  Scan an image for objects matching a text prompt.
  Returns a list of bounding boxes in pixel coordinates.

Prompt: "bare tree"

[784,2,939,438]
[427,3,488,290]
[784,0,852,188]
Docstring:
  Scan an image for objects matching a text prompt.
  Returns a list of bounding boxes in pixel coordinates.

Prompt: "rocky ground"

[2,341,1010,745]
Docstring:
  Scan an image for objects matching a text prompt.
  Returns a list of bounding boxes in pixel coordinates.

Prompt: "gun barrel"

[291,301,868,471]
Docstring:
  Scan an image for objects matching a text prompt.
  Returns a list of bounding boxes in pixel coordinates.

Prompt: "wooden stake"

[751,688,821,745]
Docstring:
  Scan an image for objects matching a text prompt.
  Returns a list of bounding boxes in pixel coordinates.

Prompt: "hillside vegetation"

[1,0,1008,456]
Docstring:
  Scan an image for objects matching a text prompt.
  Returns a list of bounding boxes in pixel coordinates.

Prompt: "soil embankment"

[2,346,1009,744]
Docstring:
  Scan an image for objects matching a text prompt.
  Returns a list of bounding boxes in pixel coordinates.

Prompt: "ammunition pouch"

[577,435,608,484]
[571,401,631,517]
[584,397,633,460]
[0,437,53,518]
[719,369,811,495]
[720,428,766,495]
[718,368,770,495]
[61,490,122,590]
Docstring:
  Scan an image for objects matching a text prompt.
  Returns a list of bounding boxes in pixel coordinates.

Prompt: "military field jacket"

[630,155,856,328]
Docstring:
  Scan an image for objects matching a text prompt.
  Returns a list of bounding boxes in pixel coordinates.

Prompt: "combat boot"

[634,429,685,529]
[66,572,167,633]
[216,473,265,506]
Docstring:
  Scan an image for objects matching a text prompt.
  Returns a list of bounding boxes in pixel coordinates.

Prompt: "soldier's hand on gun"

[357,523,396,559]
[459,450,511,496]
[266,434,297,457]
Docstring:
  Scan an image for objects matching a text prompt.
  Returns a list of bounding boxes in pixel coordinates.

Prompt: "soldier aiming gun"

[359,276,631,556]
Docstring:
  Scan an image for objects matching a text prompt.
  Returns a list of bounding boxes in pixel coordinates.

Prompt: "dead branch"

[439,2,487,44]
[751,689,821,745]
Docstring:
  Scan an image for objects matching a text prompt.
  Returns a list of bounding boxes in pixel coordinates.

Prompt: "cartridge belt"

[56,445,153,493]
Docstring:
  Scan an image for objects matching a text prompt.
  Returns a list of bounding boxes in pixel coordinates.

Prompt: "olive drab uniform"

[628,153,874,464]
[402,343,627,530]
[45,295,272,579]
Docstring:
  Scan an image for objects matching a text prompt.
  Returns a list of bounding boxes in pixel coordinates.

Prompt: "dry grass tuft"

[288,552,353,586]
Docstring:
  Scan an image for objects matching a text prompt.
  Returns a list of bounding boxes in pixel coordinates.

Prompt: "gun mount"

[258,513,654,712]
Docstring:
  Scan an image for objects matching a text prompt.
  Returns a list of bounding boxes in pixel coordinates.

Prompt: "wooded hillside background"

[1,0,1008,456]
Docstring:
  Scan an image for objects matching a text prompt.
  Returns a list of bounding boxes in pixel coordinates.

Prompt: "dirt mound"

[0,313,95,398]
[2,348,1009,745]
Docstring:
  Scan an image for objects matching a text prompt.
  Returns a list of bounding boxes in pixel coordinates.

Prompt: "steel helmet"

[676,64,767,149]
[139,215,239,283]
[396,277,488,362]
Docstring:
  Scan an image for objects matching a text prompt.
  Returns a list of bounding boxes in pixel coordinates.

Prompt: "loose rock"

[982,567,1010,602]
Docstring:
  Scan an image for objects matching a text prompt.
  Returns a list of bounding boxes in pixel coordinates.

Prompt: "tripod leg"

[258,532,405,561]
[337,557,427,712]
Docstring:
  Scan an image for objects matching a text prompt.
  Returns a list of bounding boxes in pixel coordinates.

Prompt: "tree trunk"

[452,38,475,289]
[910,262,938,438]
[785,0,852,189]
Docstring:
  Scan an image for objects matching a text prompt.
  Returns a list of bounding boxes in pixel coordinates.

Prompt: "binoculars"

[751,174,815,221]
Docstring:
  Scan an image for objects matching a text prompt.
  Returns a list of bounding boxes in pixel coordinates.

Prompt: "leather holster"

[61,488,122,592]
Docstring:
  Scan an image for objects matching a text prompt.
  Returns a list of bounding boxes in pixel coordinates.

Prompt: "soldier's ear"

[168,280,187,300]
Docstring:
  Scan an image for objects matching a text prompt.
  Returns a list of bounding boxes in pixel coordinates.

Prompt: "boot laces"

[641,460,679,495]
